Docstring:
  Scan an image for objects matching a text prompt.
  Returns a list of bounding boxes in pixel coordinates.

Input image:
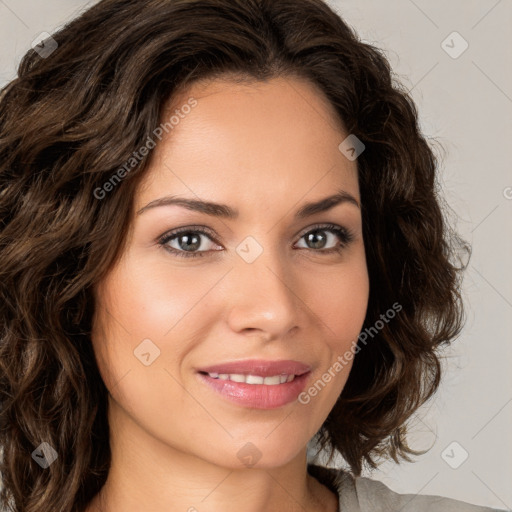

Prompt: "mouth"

[196,359,312,409]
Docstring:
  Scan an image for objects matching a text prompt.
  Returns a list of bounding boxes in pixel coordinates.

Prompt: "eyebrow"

[136,189,360,218]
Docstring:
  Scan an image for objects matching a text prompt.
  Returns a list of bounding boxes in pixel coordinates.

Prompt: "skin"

[86,75,370,512]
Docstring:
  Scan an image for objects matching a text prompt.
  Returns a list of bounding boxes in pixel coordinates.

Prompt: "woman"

[0,0,503,511]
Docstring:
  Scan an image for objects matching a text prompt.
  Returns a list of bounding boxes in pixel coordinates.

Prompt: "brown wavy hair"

[0,0,470,510]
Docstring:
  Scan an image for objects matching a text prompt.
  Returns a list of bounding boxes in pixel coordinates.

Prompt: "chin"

[197,434,309,471]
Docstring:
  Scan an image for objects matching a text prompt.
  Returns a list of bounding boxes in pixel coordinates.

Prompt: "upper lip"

[197,359,311,377]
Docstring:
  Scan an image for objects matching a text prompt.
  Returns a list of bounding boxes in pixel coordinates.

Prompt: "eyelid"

[158,222,353,240]
[157,224,219,244]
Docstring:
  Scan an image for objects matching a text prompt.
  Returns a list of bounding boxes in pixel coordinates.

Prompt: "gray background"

[0,0,510,510]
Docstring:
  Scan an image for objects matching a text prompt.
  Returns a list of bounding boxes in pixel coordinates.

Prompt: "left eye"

[158,223,355,259]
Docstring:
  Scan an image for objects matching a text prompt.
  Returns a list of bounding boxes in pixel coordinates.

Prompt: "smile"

[196,359,312,409]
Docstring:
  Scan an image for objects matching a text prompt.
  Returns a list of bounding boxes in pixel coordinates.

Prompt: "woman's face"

[91,76,369,470]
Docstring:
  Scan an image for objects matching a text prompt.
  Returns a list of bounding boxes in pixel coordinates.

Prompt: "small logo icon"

[31,32,58,59]
[441,32,469,59]
[134,338,161,366]
[32,442,58,468]
[338,134,365,161]
[237,442,262,467]
[441,441,469,469]
[236,236,264,263]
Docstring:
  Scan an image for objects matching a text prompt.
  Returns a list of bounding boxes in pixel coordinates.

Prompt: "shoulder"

[307,464,505,512]
[353,473,501,512]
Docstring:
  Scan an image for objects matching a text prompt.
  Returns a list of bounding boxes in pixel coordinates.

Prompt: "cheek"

[90,251,223,395]
[95,251,213,345]
[310,255,369,391]
[310,253,370,349]
[90,262,199,432]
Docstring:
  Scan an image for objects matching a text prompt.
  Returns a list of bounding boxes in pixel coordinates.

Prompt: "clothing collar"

[307,463,361,512]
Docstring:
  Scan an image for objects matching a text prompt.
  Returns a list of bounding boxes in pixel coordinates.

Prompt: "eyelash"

[157,223,355,259]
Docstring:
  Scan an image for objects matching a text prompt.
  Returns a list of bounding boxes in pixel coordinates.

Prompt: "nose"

[225,243,303,340]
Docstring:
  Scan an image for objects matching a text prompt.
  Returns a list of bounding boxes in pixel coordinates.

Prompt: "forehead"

[135,76,358,211]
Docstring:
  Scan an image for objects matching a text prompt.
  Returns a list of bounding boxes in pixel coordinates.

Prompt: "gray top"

[307,464,506,511]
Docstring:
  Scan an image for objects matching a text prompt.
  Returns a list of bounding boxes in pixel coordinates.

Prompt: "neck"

[86,398,338,512]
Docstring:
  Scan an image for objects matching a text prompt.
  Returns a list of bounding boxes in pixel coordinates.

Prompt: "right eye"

[158,226,222,258]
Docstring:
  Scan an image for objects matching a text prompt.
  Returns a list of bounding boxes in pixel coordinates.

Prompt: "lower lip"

[197,372,310,409]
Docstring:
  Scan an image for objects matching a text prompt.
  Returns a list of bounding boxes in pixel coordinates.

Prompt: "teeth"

[246,374,264,384]
[207,372,296,385]
[229,373,246,383]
